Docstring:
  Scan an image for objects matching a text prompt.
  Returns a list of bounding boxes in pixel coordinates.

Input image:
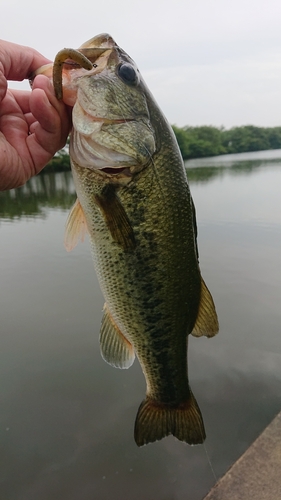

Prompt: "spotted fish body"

[38,34,219,446]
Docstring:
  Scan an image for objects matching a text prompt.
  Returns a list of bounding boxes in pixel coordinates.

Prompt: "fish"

[34,33,219,446]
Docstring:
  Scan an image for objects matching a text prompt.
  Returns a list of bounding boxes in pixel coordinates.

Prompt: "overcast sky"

[2,0,281,128]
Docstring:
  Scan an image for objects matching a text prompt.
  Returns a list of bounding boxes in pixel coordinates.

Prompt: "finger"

[30,86,58,135]
[0,40,50,81]
[0,70,8,103]
[25,112,36,128]
[31,75,71,137]
[27,75,71,173]
[10,89,31,115]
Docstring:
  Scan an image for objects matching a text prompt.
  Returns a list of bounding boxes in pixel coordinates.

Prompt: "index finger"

[0,39,50,81]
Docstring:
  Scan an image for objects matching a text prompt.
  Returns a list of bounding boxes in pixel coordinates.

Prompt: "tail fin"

[134,392,206,447]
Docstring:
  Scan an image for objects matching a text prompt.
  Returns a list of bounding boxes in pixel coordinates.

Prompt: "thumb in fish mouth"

[52,46,113,100]
[30,46,112,103]
[52,48,93,100]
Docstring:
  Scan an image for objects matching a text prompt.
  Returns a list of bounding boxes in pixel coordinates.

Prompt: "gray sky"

[2,0,281,128]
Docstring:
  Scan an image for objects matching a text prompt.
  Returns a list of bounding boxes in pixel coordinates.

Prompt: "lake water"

[1,150,281,500]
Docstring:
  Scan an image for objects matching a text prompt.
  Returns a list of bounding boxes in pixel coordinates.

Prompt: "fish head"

[33,34,156,180]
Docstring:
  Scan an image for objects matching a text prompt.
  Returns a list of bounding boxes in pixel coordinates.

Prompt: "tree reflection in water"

[1,153,279,220]
[0,172,76,220]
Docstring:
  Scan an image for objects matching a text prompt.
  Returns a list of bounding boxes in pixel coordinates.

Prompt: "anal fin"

[100,304,135,369]
[191,277,219,338]
[64,198,88,251]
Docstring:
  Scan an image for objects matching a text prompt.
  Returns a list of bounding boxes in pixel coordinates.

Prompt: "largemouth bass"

[35,33,219,446]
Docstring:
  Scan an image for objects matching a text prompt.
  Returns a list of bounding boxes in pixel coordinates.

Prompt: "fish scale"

[72,140,201,405]
[36,33,219,446]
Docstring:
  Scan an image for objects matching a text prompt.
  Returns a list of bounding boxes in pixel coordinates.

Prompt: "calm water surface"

[0,150,281,500]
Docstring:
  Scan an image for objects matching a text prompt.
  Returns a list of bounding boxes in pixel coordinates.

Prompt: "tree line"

[44,124,281,172]
[172,125,281,160]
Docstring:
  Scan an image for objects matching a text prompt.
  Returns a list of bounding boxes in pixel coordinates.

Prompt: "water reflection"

[1,151,281,500]
[1,150,281,219]
[186,150,281,183]
[187,161,266,184]
[0,172,76,220]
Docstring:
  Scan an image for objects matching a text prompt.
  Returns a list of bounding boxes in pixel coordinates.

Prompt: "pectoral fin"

[191,277,219,338]
[100,304,135,369]
[64,198,88,251]
[95,185,136,251]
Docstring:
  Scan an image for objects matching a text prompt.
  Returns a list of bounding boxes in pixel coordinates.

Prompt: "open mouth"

[100,166,132,175]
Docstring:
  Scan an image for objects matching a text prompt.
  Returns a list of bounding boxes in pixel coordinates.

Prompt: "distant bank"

[172,125,281,160]
[43,125,281,172]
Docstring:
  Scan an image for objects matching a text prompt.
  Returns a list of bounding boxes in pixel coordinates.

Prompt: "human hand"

[0,40,71,191]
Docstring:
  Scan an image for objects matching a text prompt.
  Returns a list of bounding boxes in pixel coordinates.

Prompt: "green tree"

[222,126,270,153]
[172,126,190,158]
[173,125,226,159]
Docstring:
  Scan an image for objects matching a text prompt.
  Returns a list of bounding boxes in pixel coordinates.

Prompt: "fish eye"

[117,63,139,86]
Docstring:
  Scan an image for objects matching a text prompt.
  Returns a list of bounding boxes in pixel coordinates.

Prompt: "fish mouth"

[100,166,132,176]
[89,116,135,125]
